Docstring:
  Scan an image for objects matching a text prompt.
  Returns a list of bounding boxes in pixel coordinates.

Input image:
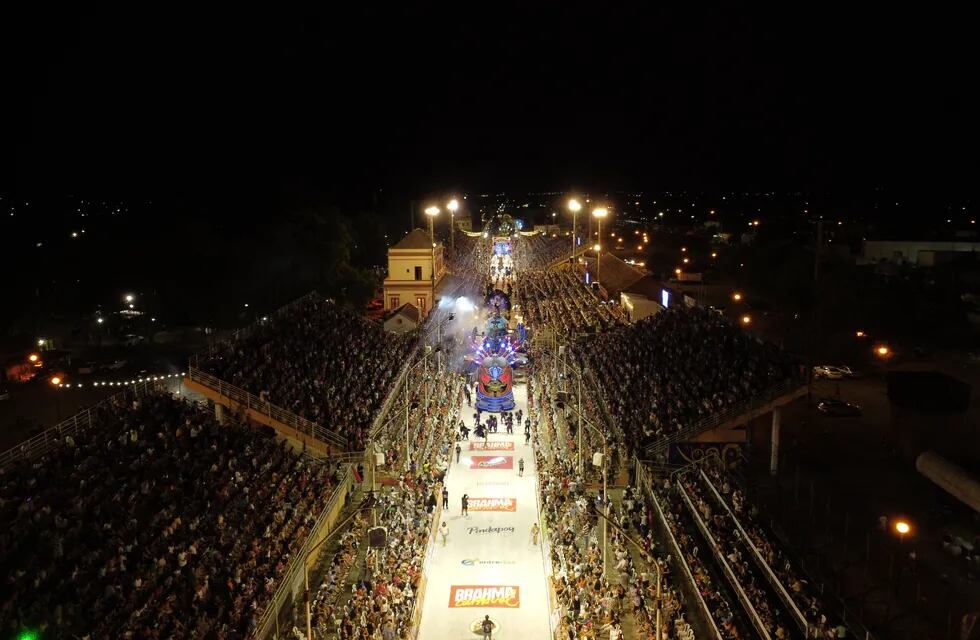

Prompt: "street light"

[895,520,911,542]
[50,376,62,386]
[592,208,607,284]
[124,294,134,303]
[876,345,890,358]
[447,199,459,252]
[741,315,752,325]
[425,207,440,314]
[568,198,582,261]
[732,292,743,302]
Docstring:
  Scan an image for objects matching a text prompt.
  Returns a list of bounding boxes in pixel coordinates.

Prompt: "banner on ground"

[449,585,520,608]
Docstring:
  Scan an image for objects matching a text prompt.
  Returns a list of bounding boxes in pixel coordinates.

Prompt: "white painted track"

[416,383,552,640]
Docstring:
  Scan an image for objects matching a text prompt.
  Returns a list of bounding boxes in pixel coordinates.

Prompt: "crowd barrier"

[256,467,354,639]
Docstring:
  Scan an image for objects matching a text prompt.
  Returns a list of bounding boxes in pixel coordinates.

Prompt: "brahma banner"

[449,585,520,608]
[469,441,515,451]
[467,497,517,512]
[471,455,513,470]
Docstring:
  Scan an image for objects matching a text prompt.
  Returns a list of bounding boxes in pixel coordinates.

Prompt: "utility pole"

[807,220,823,400]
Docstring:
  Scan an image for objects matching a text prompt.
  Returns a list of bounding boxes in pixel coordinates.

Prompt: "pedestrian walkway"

[416,383,552,639]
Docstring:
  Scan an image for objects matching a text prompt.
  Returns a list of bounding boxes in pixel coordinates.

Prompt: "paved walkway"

[416,383,552,639]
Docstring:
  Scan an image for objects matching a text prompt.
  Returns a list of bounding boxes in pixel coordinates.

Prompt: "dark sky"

[5,4,978,199]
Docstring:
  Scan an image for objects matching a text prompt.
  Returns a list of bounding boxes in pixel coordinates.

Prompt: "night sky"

[5,5,978,199]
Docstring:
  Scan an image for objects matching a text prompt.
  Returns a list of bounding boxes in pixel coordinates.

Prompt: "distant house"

[382,228,445,317]
[383,303,421,334]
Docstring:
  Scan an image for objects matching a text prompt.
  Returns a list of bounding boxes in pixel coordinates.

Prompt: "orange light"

[876,345,890,357]
[732,292,742,302]
[50,376,62,386]
[711,252,718,258]
[856,331,865,338]
[682,257,689,264]
[28,353,39,363]
[895,520,910,535]
[741,315,751,325]
[674,268,682,275]
[681,247,687,252]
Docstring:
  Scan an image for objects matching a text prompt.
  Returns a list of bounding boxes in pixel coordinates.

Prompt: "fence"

[256,466,354,639]
[186,366,347,449]
[644,377,806,459]
[0,380,161,468]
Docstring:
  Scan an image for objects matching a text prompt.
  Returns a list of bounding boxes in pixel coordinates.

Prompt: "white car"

[814,365,856,379]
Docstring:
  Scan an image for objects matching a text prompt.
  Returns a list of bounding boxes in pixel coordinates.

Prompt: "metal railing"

[186,366,347,449]
[0,381,160,468]
[699,468,809,636]
[256,466,354,639]
[637,461,724,640]
[644,377,806,458]
[677,481,773,640]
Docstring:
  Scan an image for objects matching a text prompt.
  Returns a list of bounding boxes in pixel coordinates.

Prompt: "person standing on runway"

[440,521,449,546]
[461,494,469,516]
[455,443,462,463]
[480,615,495,639]
[525,430,531,445]
[442,486,449,509]
[531,522,540,546]
[518,458,525,477]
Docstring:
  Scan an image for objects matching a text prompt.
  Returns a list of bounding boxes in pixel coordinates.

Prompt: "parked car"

[814,365,858,379]
[817,399,862,417]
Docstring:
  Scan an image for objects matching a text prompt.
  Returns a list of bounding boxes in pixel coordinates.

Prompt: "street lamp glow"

[50,376,62,386]
[124,294,134,303]
[895,520,910,535]
[674,268,682,275]
[741,315,751,325]
[876,345,890,357]
[97,317,104,324]
[592,207,608,219]
[855,330,865,337]
[682,257,689,264]
[568,198,582,213]
[424,206,440,217]
[447,199,459,212]
[593,244,601,251]
[732,292,742,301]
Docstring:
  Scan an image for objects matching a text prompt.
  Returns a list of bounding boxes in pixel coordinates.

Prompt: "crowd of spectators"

[679,473,796,638]
[201,297,414,451]
[0,391,342,639]
[518,268,624,338]
[514,233,572,271]
[700,463,846,639]
[581,305,800,449]
[651,477,748,639]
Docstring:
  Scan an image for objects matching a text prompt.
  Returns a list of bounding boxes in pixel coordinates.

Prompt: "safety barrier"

[256,467,354,639]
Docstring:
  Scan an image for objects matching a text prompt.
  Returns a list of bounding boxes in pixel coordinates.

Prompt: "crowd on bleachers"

[680,472,795,638]
[581,305,799,449]
[700,463,846,639]
[0,391,341,639]
[518,268,624,338]
[513,233,571,271]
[201,297,414,451]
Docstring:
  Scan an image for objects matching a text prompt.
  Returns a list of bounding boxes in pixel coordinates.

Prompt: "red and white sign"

[470,441,515,451]
[471,455,514,470]
[449,585,520,608]
[467,497,517,512]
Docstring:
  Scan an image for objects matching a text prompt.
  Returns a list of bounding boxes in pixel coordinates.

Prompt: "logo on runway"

[475,481,509,487]
[467,526,515,536]
[449,585,520,608]
[470,441,514,451]
[472,455,513,470]
[461,558,517,567]
[467,497,517,512]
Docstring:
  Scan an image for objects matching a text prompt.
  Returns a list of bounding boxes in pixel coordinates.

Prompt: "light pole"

[447,199,459,253]
[404,347,432,466]
[592,207,607,286]
[425,206,440,316]
[568,198,581,262]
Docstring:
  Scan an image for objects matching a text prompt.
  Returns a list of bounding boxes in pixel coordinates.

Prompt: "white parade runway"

[416,383,552,639]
